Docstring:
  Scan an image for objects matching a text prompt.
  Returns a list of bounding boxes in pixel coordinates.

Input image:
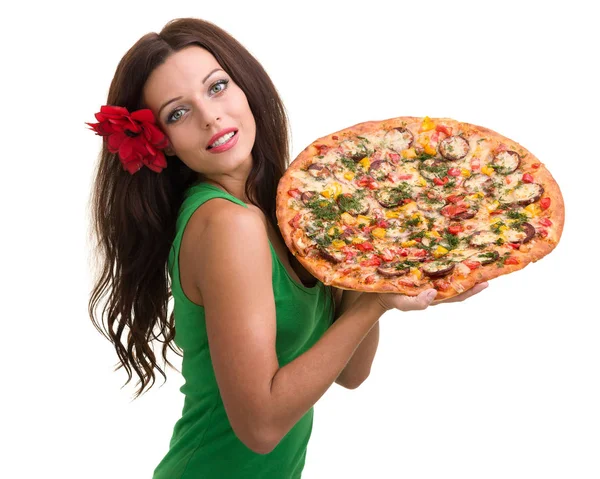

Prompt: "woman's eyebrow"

[158,68,224,117]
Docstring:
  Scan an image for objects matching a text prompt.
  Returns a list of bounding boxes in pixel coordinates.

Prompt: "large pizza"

[276,116,564,300]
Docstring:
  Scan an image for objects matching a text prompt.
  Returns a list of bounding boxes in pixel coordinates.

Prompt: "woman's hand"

[371,281,489,313]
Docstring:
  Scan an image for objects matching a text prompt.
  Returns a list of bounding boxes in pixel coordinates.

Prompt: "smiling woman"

[87,16,451,479]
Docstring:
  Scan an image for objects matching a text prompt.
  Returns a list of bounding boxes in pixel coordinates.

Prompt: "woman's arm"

[190,203,387,454]
[332,289,380,389]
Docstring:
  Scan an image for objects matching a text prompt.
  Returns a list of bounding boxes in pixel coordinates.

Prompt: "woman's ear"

[164,145,175,156]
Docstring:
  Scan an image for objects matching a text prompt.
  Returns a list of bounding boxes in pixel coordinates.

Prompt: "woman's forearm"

[335,321,379,388]
[266,294,383,446]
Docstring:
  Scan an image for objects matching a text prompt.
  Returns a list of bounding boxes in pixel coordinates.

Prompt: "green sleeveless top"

[153,182,334,479]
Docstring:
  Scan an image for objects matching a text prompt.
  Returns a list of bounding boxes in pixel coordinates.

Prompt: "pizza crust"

[276,116,565,300]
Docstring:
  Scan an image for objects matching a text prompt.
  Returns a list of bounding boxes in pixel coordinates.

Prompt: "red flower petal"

[131,109,155,123]
[107,131,127,153]
[119,137,134,160]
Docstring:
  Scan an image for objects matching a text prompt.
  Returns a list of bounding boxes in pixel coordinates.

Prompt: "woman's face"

[143,46,256,180]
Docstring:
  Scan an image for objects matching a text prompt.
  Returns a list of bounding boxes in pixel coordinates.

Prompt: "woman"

[87,17,488,478]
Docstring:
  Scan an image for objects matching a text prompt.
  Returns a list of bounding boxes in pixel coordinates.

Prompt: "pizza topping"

[439,135,470,161]
[491,150,521,175]
[368,159,395,181]
[472,250,500,265]
[522,173,534,183]
[419,159,449,181]
[464,174,495,195]
[421,261,455,278]
[503,222,536,244]
[498,182,544,206]
[339,139,372,161]
[336,192,370,216]
[383,127,414,153]
[307,163,332,179]
[416,190,446,212]
[376,261,412,278]
[374,183,413,208]
[300,190,318,204]
[316,246,346,264]
[440,203,477,220]
[469,230,499,247]
[540,197,551,210]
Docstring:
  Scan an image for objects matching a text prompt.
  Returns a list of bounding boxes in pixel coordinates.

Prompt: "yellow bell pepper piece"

[332,240,346,249]
[424,143,437,156]
[401,240,417,247]
[402,148,417,159]
[385,211,401,218]
[461,169,471,177]
[433,246,449,258]
[357,215,371,227]
[319,201,328,207]
[420,116,435,131]
[410,267,422,279]
[359,157,371,170]
[524,203,540,217]
[341,212,357,225]
[328,226,341,236]
[320,182,342,199]
[487,200,500,212]
[371,228,386,239]
[344,171,355,180]
[352,237,363,244]
[425,230,441,238]
[481,165,494,176]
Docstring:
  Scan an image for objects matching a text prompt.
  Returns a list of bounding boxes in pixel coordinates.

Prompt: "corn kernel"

[402,148,416,159]
[461,168,471,177]
[332,240,346,249]
[344,171,355,180]
[433,245,449,258]
[341,212,357,226]
[371,228,386,239]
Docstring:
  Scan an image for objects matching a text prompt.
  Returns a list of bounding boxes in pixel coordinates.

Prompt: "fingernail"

[427,290,437,300]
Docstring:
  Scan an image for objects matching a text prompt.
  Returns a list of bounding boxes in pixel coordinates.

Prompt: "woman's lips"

[207,131,239,153]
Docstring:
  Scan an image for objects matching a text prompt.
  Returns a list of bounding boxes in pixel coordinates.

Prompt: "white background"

[2,0,598,478]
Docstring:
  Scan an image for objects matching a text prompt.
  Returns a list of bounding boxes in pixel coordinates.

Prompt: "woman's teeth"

[210,131,236,148]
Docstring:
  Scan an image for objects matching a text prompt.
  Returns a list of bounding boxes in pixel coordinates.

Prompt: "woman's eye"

[167,109,185,124]
[210,79,229,95]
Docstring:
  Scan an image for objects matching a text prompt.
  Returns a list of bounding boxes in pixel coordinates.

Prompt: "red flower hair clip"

[86,105,170,174]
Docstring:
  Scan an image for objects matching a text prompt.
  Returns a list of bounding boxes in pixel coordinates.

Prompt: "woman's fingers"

[431,282,489,305]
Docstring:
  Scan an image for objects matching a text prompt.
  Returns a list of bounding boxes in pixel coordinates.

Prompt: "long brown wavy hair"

[88,17,336,399]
